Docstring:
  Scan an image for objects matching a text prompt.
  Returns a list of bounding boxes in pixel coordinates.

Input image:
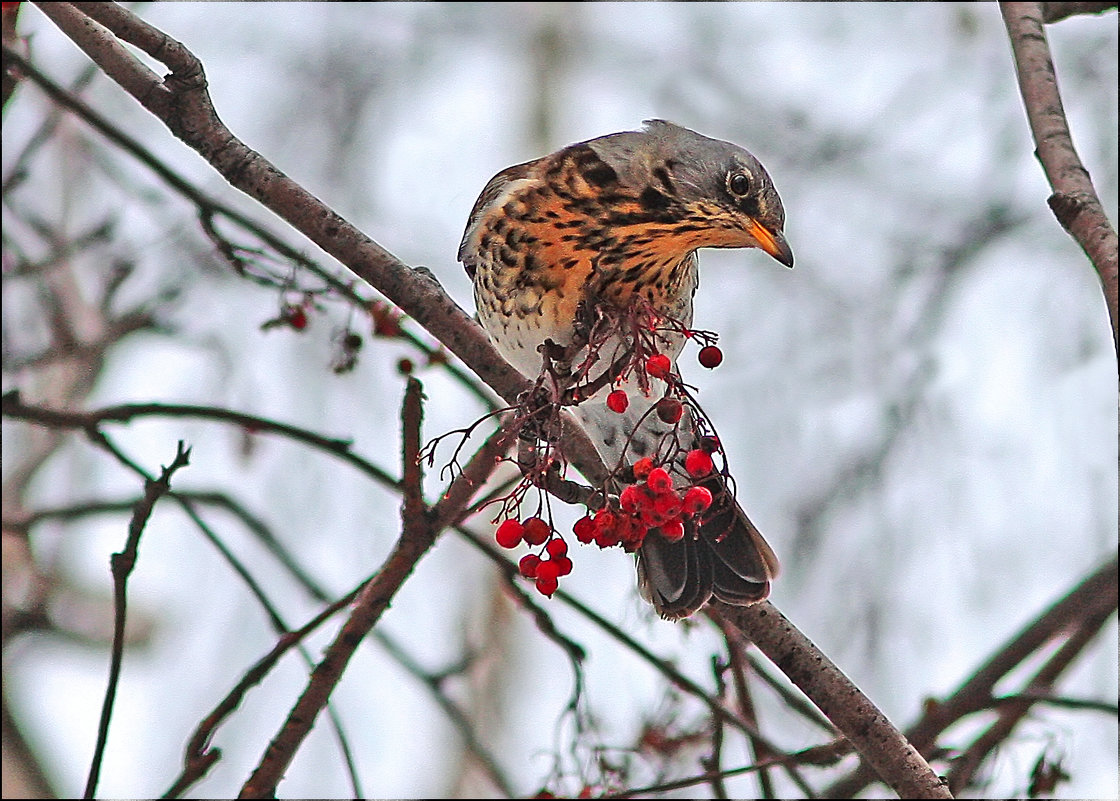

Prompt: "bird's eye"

[727,171,752,197]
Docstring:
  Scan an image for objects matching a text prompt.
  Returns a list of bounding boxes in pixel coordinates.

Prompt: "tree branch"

[31,0,530,405]
[238,422,516,798]
[1000,1,1119,353]
[84,440,190,800]
[712,601,953,800]
[824,553,1118,797]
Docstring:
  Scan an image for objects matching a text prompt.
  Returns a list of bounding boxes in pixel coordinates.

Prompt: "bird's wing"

[458,158,543,276]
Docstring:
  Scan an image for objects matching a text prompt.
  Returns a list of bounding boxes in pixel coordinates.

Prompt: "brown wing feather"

[458,158,543,277]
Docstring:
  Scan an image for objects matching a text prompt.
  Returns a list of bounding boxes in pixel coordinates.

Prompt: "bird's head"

[586,119,794,268]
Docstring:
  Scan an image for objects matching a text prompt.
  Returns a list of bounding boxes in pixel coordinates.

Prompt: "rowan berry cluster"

[493,516,574,597]
[492,442,721,597]
[488,299,731,599]
[572,441,716,546]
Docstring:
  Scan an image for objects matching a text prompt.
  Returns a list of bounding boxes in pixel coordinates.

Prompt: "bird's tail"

[636,470,778,619]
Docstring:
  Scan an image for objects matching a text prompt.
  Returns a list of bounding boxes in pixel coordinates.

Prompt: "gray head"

[583,119,793,267]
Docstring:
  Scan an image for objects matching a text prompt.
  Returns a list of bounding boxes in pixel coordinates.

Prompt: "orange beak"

[747,218,794,268]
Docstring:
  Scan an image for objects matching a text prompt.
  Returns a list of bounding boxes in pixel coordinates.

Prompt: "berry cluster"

[486,300,731,600]
[494,516,573,597]
[492,444,719,598]
[573,449,715,552]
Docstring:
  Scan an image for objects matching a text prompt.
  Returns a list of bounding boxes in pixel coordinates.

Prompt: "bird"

[459,119,793,619]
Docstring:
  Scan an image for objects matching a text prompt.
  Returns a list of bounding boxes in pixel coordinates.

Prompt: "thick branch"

[825,553,1118,797]
[713,601,954,800]
[32,1,529,405]
[238,423,516,798]
[1000,1,1119,352]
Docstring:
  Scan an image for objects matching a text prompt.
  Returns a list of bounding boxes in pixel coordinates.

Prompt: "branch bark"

[713,601,953,800]
[824,553,1118,797]
[1000,1,1119,353]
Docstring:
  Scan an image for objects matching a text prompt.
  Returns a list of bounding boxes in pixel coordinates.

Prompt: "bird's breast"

[469,181,698,379]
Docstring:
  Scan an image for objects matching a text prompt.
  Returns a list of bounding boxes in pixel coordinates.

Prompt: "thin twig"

[1,391,398,489]
[84,440,191,800]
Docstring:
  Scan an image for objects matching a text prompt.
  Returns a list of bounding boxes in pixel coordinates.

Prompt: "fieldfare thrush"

[460,119,793,618]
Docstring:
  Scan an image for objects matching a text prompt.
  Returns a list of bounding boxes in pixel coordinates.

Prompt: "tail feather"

[570,388,778,619]
[638,472,776,619]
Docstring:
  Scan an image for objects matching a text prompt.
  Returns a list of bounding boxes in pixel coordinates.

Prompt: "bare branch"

[238,423,515,798]
[32,0,530,405]
[164,581,365,799]
[1000,1,1119,352]
[1,392,398,488]
[825,553,1118,797]
[945,601,1116,794]
[712,601,953,800]
[84,440,190,800]
[1041,1,1117,22]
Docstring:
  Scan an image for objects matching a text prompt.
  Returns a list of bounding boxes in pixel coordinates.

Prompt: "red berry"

[519,554,541,578]
[685,449,714,478]
[682,486,714,515]
[699,435,720,453]
[536,559,561,582]
[495,519,524,549]
[619,484,644,512]
[606,389,629,414]
[621,528,646,552]
[638,500,662,527]
[522,516,551,545]
[593,509,621,547]
[593,508,617,533]
[286,305,308,330]
[646,467,674,494]
[553,555,574,576]
[660,517,686,542]
[536,575,559,596]
[618,516,645,545]
[595,529,620,548]
[632,457,655,480]
[645,353,672,379]
[656,398,683,424]
[573,514,596,544]
[546,538,568,558]
[698,345,723,368]
[653,491,683,520]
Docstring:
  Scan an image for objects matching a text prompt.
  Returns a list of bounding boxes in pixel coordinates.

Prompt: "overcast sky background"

[3,2,1117,798]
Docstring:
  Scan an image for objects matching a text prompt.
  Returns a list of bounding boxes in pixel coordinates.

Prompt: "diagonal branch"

[712,601,953,800]
[238,418,516,798]
[84,440,191,800]
[1000,1,1119,352]
[31,0,530,405]
[824,553,1118,797]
